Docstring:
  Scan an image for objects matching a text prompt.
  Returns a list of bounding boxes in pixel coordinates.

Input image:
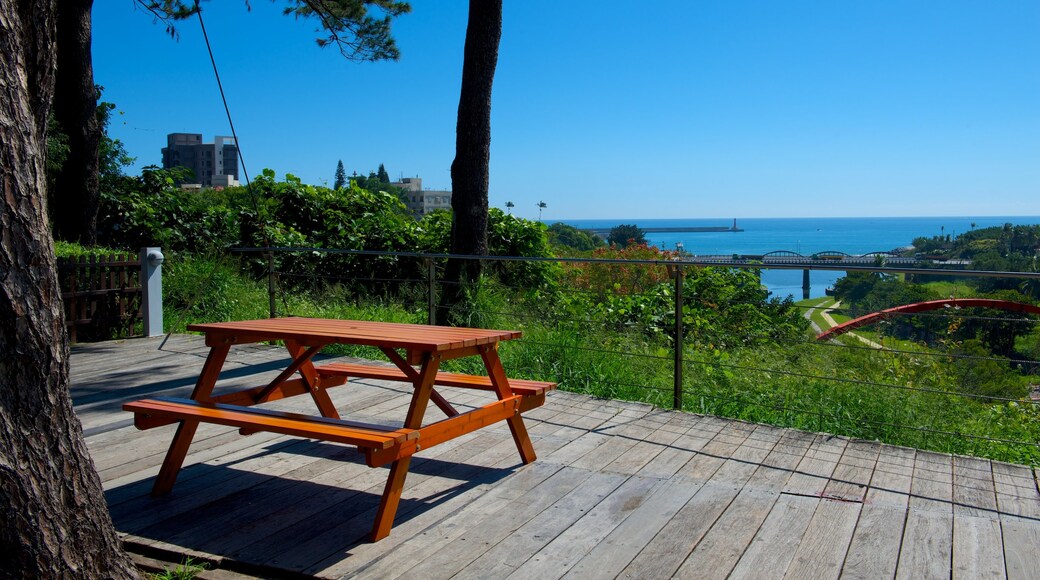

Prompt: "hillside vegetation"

[66,172,1040,465]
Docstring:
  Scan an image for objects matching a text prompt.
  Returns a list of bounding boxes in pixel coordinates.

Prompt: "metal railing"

[229,246,1040,465]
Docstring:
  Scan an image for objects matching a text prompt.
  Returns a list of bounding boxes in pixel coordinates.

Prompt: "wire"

[192,2,298,318]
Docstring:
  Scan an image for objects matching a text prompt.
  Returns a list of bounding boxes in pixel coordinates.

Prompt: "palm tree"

[537,200,547,222]
[505,201,514,214]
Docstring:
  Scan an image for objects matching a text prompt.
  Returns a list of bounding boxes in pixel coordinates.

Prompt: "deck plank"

[1001,515,1040,580]
[565,480,703,577]
[840,444,915,579]
[726,493,818,580]
[509,477,692,580]
[395,466,596,580]
[782,498,861,580]
[671,487,781,579]
[783,433,849,497]
[897,451,954,579]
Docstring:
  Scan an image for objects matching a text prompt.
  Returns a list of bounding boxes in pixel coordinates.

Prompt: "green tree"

[377,162,390,183]
[608,224,647,248]
[548,222,605,252]
[95,98,135,191]
[505,201,514,214]
[334,159,347,189]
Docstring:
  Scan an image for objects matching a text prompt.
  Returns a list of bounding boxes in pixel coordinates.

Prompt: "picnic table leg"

[480,346,537,464]
[285,339,339,419]
[380,347,459,418]
[371,352,441,541]
[152,344,230,495]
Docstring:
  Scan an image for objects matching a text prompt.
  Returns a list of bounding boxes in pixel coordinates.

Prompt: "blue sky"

[92,1,1040,220]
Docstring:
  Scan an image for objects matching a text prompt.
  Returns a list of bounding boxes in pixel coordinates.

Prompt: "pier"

[585,219,743,236]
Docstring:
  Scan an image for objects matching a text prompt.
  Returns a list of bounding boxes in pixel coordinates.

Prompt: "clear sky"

[92,1,1040,221]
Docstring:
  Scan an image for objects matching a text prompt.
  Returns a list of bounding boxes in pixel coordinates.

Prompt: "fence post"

[426,258,436,325]
[673,263,684,410]
[140,247,164,337]
[267,251,276,318]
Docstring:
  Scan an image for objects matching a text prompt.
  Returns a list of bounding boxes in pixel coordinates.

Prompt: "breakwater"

[585,219,743,236]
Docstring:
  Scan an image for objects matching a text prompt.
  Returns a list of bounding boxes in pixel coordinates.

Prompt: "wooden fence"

[58,254,142,343]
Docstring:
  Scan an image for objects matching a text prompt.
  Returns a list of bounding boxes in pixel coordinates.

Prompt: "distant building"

[161,133,240,187]
[392,176,452,219]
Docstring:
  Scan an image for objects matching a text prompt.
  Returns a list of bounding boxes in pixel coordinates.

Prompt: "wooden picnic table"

[123,317,554,541]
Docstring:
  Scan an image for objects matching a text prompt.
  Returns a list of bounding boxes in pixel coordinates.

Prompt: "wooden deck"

[73,335,1040,579]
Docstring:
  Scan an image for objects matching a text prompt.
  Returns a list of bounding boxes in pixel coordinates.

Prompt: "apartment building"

[161,133,240,187]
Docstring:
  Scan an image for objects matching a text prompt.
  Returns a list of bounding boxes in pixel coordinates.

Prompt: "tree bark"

[0,1,138,576]
[439,0,502,324]
[50,0,100,245]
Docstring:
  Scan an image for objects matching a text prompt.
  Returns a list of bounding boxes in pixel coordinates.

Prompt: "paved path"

[818,301,885,349]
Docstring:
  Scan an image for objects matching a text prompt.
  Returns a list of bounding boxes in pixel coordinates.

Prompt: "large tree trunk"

[50,0,100,245]
[439,0,502,324]
[0,1,138,576]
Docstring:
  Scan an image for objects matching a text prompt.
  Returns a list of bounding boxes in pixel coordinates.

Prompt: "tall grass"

[161,257,1040,465]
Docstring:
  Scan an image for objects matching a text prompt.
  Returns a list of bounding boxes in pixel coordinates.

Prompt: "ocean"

[559,216,1040,299]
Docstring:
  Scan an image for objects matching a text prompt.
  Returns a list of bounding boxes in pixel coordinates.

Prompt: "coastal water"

[559,216,1040,299]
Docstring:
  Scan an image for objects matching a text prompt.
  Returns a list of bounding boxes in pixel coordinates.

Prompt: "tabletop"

[187,317,522,352]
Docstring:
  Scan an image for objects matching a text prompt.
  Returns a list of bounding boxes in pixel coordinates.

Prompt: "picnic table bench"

[123,317,554,541]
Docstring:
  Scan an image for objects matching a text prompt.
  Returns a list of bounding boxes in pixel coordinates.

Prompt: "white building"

[392,177,452,219]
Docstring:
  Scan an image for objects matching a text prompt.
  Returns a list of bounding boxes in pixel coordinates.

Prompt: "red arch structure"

[816,298,1040,341]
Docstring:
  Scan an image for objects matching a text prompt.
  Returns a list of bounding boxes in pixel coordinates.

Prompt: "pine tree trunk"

[0,1,138,576]
[440,0,502,324]
[51,0,100,245]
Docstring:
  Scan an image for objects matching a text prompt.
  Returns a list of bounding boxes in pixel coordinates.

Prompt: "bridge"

[684,250,970,268]
[816,298,1040,341]
[677,251,972,299]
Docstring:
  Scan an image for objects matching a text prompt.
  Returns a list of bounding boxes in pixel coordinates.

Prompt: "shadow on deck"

[73,335,1040,579]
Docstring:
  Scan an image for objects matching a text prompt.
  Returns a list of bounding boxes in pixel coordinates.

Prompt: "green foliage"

[547,222,605,252]
[162,254,270,331]
[47,86,134,233]
[53,240,125,258]
[243,170,417,288]
[95,89,136,193]
[105,164,1038,466]
[607,224,647,248]
[349,168,404,201]
[45,114,69,195]
[909,222,1040,298]
[142,1,411,61]
[949,289,1038,358]
[835,273,937,314]
[98,166,238,252]
[157,248,1040,465]
[417,208,559,291]
[563,243,674,300]
[149,557,208,580]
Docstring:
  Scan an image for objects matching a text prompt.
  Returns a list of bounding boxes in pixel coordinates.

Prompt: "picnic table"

[123,317,554,541]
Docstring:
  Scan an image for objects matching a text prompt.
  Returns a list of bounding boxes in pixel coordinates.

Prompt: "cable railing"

[224,245,1040,465]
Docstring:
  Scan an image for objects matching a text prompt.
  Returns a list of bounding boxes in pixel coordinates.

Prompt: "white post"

[140,247,164,337]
